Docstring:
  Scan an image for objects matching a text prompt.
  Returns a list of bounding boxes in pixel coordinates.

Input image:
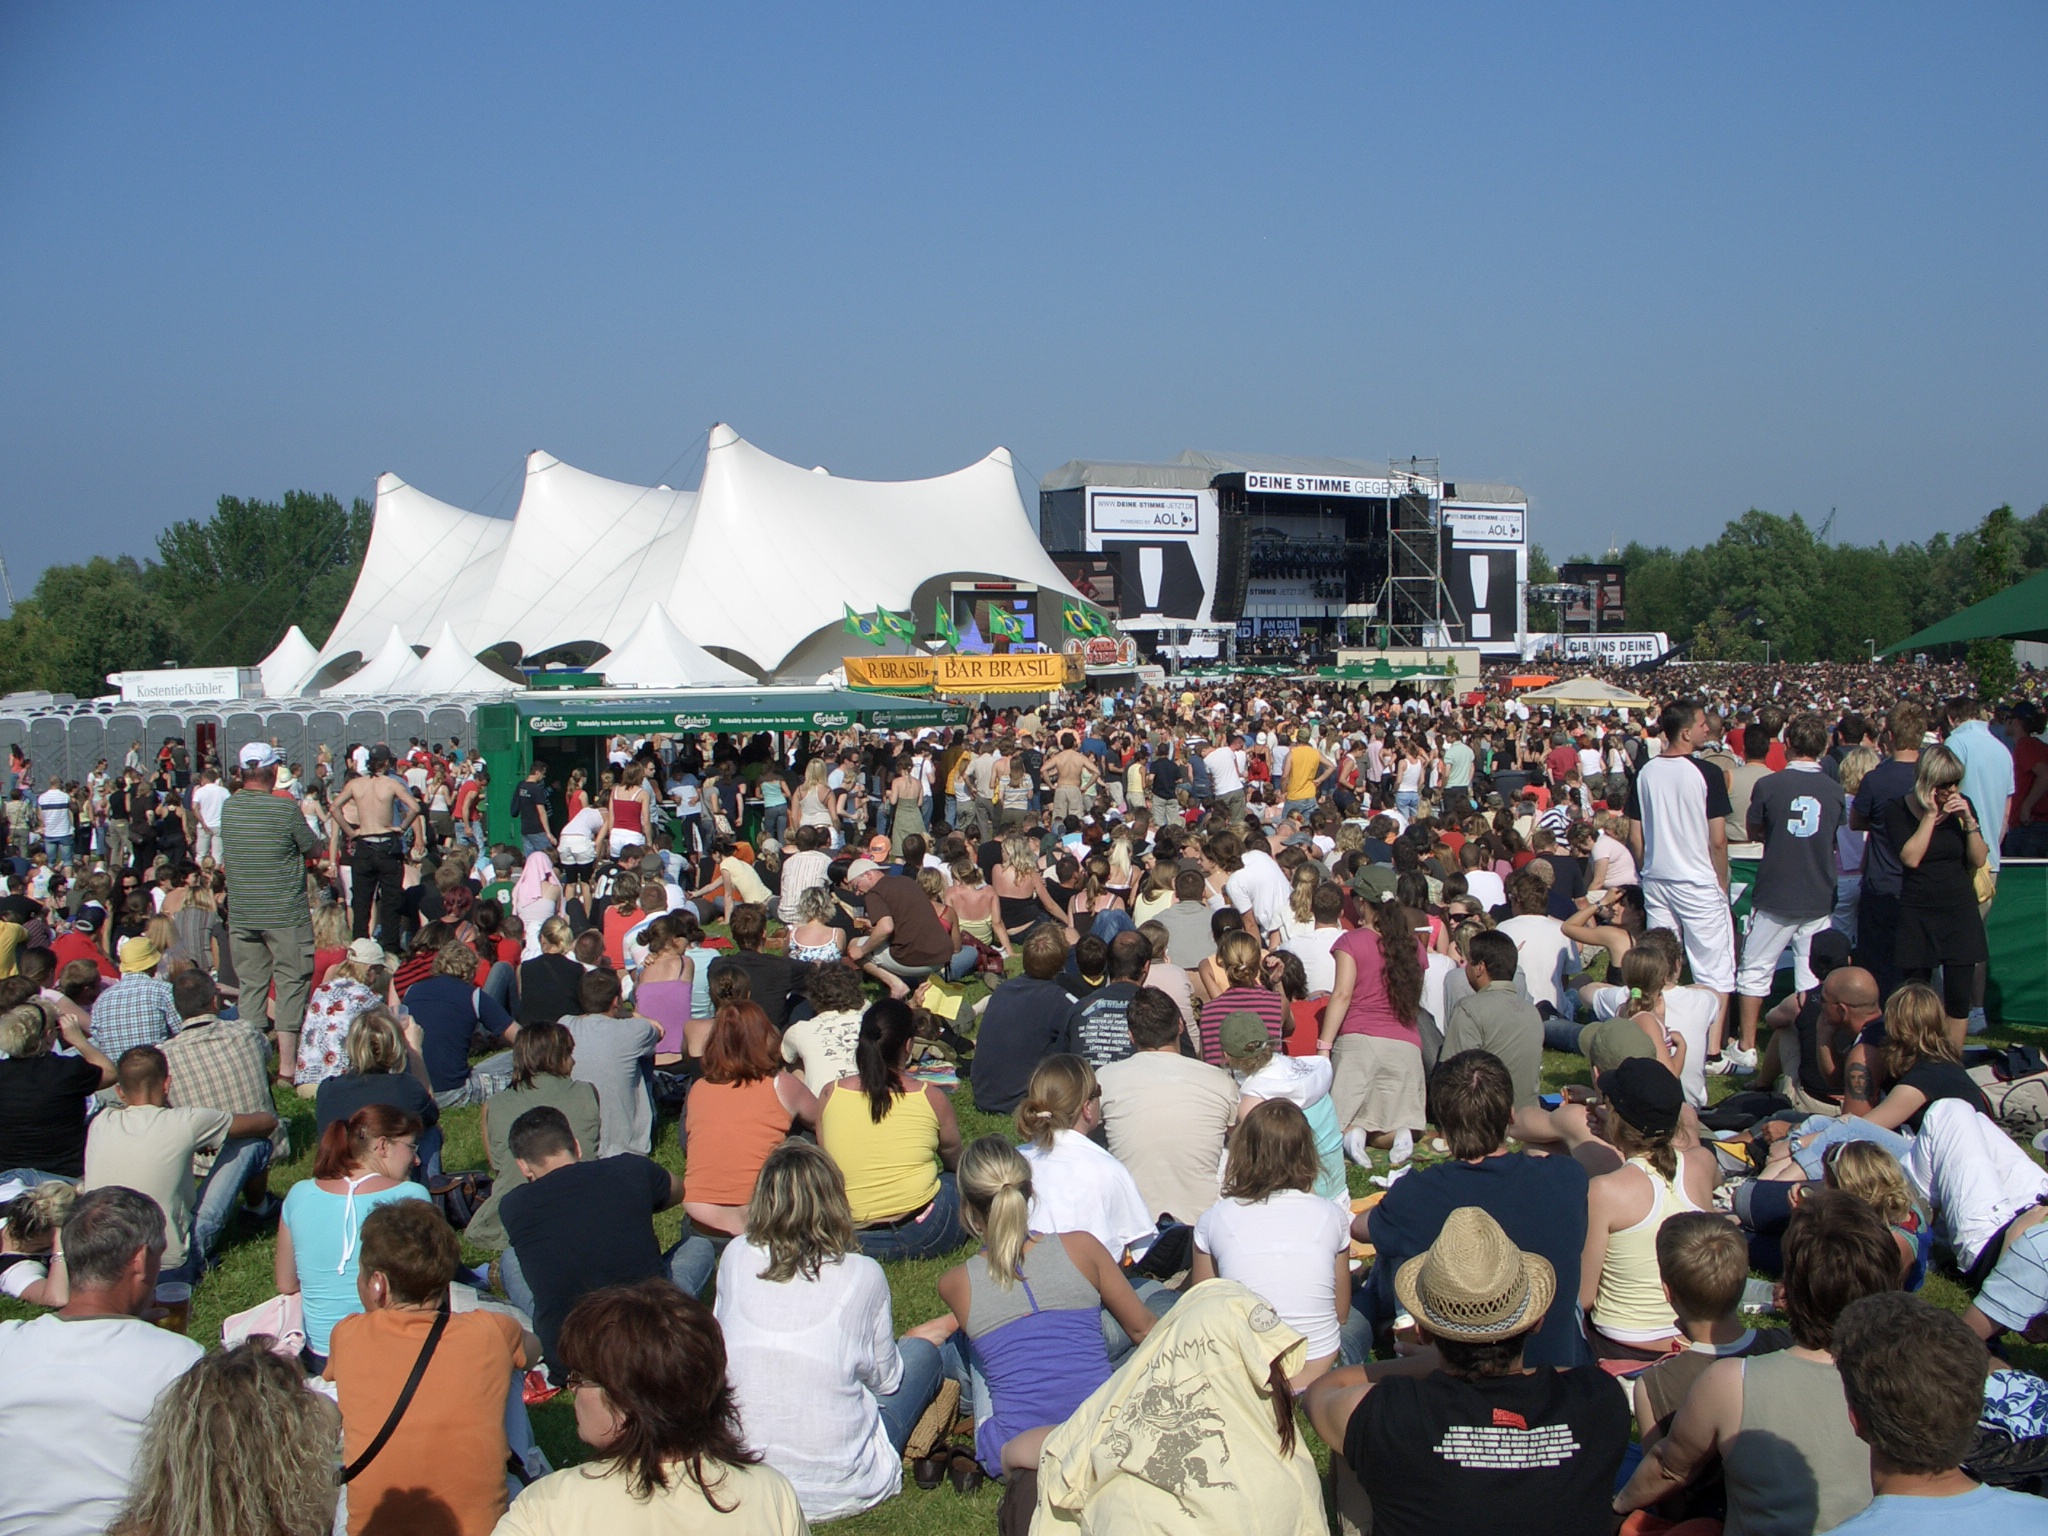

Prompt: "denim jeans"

[482,960,517,1015]
[867,945,978,986]
[1338,1283,1374,1366]
[0,1168,77,1189]
[1102,1277,1179,1363]
[192,1136,274,1266]
[521,832,553,856]
[1543,1015,1585,1053]
[666,1223,733,1298]
[854,1174,965,1263]
[44,835,74,868]
[498,1238,715,1318]
[1089,909,1137,945]
[1791,1113,1913,1180]
[875,1336,950,1453]
[416,1124,445,1181]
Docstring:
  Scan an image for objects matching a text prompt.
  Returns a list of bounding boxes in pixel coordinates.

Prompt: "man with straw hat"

[1306,1206,1629,1536]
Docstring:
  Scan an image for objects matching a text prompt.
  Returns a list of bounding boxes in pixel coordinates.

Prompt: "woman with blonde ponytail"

[928,1136,1160,1477]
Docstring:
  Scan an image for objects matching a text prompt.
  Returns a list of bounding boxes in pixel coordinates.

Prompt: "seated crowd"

[1,682,2045,1536]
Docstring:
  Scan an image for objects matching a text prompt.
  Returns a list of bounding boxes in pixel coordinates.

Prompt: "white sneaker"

[1390,1129,1415,1166]
[1369,1164,1412,1191]
[1708,1045,1758,1076]
[1343,1128,1373,1165]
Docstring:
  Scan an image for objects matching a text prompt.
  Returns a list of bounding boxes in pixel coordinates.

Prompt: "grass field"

[8,956,2045,1533]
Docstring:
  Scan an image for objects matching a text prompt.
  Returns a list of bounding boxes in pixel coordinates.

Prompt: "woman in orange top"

[599,872,643,968]
[677,1002,818,1285]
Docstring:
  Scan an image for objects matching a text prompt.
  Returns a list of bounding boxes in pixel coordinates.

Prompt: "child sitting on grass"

[1633,1212,1790,1439]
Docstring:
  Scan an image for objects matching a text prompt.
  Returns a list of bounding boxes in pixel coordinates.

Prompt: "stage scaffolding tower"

[1372,457,1458,648]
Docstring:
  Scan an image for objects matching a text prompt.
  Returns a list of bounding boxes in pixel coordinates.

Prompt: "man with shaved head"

[1824,967,1887,1120]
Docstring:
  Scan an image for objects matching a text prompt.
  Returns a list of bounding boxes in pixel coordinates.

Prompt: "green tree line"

[1538,502,2048,668]
[0,492,371,699]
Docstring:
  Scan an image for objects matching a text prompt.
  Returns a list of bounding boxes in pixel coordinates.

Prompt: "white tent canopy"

[324,625,421,697]
[305,424,1083,685]
[595,604,752,688]
[317,475,512,670]
[665,425,1082,675]
[1517,677,1653,709]
[257,626,321,697]
[403,623,522,695]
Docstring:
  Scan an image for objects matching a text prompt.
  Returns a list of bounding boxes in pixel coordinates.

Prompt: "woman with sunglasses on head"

[497,1279,807,1534]
[274,1103,428,1374]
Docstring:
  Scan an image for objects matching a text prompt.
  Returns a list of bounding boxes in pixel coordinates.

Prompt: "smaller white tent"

[258,626,321,697]
[404,623,523,695]
[597,605,753,688]
[325,625,422,696]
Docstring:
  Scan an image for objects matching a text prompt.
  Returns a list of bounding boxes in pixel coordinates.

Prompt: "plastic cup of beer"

[153,1280,192,1333]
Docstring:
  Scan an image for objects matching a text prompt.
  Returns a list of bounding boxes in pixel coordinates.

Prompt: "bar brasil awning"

[842,652,1081,695]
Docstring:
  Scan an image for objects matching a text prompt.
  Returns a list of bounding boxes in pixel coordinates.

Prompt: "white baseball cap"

[238,741,281,769]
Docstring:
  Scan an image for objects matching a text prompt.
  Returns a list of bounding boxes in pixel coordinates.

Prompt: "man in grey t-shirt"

[560,970,662,1157]
[1153,868,1220,967]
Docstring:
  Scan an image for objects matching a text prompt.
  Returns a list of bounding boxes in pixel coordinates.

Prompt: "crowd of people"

[0,653,2046,1534]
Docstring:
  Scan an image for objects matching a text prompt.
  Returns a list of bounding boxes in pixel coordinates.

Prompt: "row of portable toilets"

[0,697,485,791]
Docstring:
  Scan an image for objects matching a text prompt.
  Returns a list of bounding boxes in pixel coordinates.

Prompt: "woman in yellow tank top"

[1578,1058,1718,1361]
[818,998,965,1262]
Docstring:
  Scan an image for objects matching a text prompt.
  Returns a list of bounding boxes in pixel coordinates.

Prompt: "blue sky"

[3,3,2043,600]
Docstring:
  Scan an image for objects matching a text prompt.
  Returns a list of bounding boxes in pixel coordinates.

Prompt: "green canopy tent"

[1315,659,1452,683]
[475,688,966,838]
[1883,568,2048,655]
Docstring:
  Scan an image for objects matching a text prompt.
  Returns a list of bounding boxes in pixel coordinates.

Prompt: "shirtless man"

[328,744,421,955]
[1044,732,1095,821]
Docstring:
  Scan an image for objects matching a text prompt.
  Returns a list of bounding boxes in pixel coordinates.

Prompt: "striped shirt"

[162,1014,287,1161]
[220,788,318,929]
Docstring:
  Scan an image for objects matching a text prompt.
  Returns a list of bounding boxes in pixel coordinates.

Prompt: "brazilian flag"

[879,607,918,643]
[843,604,887,646]
[988,605,1024,641]
[934,601,960,649]
[1062,601,1090,636]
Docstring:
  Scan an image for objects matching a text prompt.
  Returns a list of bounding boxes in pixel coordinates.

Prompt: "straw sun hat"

[1393,1206,1556,1344]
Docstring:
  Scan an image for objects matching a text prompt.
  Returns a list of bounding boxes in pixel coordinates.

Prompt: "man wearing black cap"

[1581,1057,1718,1361]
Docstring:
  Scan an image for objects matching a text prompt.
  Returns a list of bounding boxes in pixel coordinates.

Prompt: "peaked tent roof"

[1883,569,2048,655]
[596,604,752,689]
[665,424,1083,675]
[404,622,522,694]
[466,453,700,660]
[325,625,422,696]
[318,474,513,669]
[1517,676,1653,708]
[258,626,321,697]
